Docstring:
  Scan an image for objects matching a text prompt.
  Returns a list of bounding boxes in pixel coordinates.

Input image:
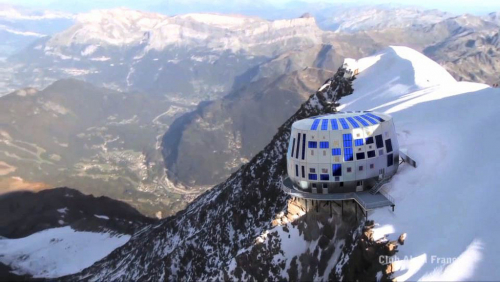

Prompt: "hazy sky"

[3,0,500,15]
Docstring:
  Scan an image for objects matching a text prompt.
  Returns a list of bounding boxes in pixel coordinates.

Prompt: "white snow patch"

[0,226,130,278]
[94,214,110,220]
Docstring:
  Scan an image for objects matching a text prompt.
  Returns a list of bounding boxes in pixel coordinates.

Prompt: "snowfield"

[0,226,130,278]
[340,46,500,281]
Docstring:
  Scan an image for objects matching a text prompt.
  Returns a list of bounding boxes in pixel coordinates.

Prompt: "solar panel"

[339,118,349,129]
[330,119,339,130]
[366,113,385,122]
[310,119,320,130]
[321,119,329,130]
[359,114,378,125]
[354,116,369,126]
[346,117,360,128]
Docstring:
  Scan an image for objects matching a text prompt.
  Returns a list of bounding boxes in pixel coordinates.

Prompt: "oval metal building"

[286,111,399,194]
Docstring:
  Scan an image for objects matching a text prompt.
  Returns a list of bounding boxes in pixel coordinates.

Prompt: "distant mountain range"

[1,5,500,216]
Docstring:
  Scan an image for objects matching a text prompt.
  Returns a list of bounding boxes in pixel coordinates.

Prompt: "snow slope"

[0,226,130,278]
[339,46,500,281]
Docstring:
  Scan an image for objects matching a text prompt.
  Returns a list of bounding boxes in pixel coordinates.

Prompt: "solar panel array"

[308,113,385,131]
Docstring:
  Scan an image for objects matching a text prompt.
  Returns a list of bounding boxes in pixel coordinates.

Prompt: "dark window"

[310,168,316,173]
[340,182,344,187]
[332,148,341,156]
[321,168,328,173]
[355,139,364,146]
[356,180,363,186]
[311,119,320,130]
[332,164,342,176]
[320,141,329,149]
[295,165,299,177]
[323,183,328,188]
[335,176,340,181]
[295,133,301,159]
[308,174,318,180]
[347,167,352,173]
[308,141,317,148]
[291,138,296,157]
[301,134,306,160]
[356,152,365,160]
[312,183,317,188]
[375,135,384,149]
[367,150,375,158]
[385,139,393,153]
[344,148,353,161]
[387,154,394,167]
[370,164,374,169]
[320,174,329,181]
[301,166,305,178]
[359,166,363,171]
[365,137,374,144]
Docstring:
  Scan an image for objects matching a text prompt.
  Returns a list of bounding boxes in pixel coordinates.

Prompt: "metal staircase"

[369,176,392,195]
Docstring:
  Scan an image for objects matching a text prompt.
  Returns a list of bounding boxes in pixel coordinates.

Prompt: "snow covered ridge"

[338,46,500,281]
[0,226,130,278]
[47,8,320,51]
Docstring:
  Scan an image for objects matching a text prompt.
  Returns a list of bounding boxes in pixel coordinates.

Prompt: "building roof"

[293,111,392,131]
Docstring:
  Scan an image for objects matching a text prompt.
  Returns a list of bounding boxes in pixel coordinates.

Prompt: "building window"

[343,133,353,148]
[344,148,353,161]
[355,139,364,146]
[320,174,329,181]
[320,141,329,149]
[370,164,374,169]
[323,183,328,188]
[385,139,393,153]
[367,150,375,158]
[375,134,384,149]
[335,176,340,181]
[359,166,363,171]
[302,133,306,160]
[311,119,320,130]
[312,183,317,188]
[387,154,394,167]
[356,180,363,186]
[340,182,344,187]
[366,137,374,144]
[332,164,342,176]
[321,119,329,130]
[308,141,317,148]
[291,138,296,157]
[302,166,305,178]
[379,149,384,156]
[356,152,365,160]
[295,165,299,177]
[295,133,301,159]
[310,168,316,173]
[332,148,341,156]
[347,167,352,173]
[321,168,328,173]
[308,174,318,180]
